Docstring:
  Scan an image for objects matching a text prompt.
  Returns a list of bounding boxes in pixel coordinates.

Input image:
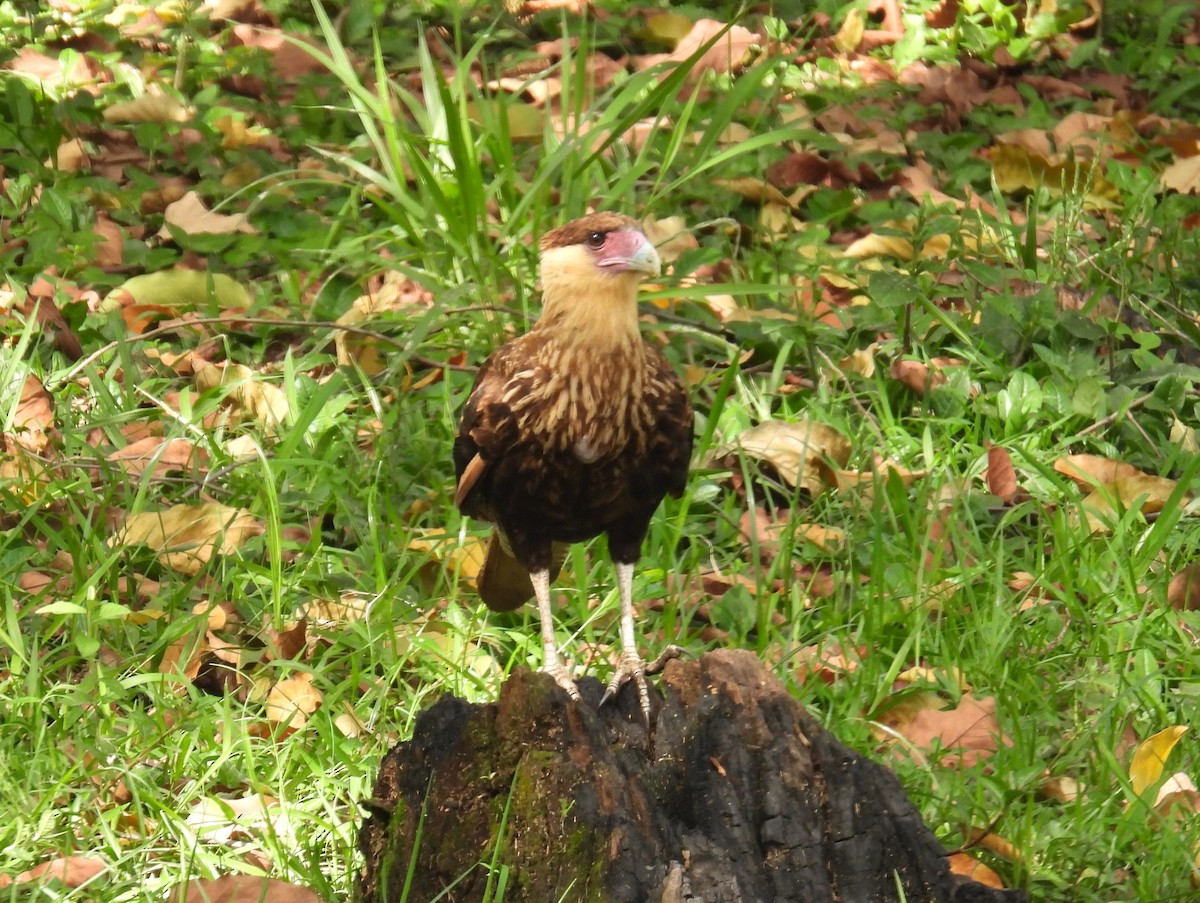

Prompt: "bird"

[452,211,693,723]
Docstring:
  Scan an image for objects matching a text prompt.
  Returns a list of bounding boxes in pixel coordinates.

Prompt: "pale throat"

[536,255,643,352]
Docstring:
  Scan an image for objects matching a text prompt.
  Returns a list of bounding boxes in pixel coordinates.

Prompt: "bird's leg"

[600,561,678,725]
[531,567,581,702]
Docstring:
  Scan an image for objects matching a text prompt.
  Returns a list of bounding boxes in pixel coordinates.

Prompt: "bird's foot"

[600,645,683,725]
[542,661,583,702]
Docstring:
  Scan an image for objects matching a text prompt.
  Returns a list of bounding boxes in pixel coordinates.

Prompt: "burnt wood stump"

[359,649,1025,903]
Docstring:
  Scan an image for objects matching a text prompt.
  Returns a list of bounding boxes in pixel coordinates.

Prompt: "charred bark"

[359,650,1025,903]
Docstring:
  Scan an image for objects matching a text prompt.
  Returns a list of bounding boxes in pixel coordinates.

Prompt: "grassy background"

[2,0,1200,900]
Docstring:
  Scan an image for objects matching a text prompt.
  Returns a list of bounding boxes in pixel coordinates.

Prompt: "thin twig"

[1075,391,1154,438]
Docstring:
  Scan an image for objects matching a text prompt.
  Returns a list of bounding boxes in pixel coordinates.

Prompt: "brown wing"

[642,342,693,500]
[452,336,540,520]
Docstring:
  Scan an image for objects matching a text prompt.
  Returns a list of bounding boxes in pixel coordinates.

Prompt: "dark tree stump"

[359,649,1025,903]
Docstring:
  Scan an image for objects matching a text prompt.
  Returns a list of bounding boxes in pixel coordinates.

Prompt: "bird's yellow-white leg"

[532,568,581,701]
[602,562,649,720]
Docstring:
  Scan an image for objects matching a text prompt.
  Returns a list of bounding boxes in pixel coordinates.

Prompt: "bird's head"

[534,213,660,345]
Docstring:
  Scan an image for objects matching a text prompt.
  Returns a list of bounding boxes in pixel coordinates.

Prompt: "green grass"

[2,0,1200,900]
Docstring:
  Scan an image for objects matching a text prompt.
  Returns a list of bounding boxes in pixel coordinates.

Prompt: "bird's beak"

[624,239,662,277]
[598,231,661,278]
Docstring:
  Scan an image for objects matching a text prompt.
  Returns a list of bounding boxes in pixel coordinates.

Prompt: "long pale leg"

[600,562,681,724]
[531,568,581,701]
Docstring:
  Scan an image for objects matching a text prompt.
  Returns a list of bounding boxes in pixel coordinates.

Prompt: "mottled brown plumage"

[453,212,693,719]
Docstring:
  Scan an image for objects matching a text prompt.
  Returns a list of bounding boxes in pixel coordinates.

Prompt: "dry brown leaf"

[1039,774,1081,803]
[158,191,256,238]
[107,437,207,479]
[1054,453,1145,489]
[639,19,759,81]
[795,523,845,551]
[194,361,289,436]
[830,457,929,496]
[8,373,55,453]
[116,502,263,575]
[168,875,323,903]
[184,793,293,846]
[1168,562,1200,611]
[837,344,878,378]
[925,0,959,28]
[714,419,852,493]
[334,703,367,739]
[1154,772,1200,819]
[794,642,865,685]
[985,444,1020,503]
[891,359,946,395]
[713,176,794,207]
[882,693,1009,768]
[641,214,697,265]
[1161,155,1200,194]
[0,855,107,890]
[335,272,433,375]
[265,671,322,731]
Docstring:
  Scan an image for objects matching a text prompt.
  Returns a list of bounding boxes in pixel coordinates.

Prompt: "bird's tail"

[477,530,566,612]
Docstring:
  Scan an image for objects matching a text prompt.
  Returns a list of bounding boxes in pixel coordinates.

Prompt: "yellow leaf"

[1080,474,1184,533]
[642,12,695,48]
[116,502,263,575]
[834,8,865,52]
[1130,726,1188,795]
[103,92,192,124]
[987,144,1121,210]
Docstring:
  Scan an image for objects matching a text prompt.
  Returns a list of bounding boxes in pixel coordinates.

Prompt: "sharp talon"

[600,651,657,726]
[543,662,582,701]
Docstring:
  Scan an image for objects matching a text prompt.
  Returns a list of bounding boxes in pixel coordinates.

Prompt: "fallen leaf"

[1129,725,1188,795]
[1154,772,1200,818]
[1080,475,1183,533]
[104,268,251,318]
[1168,563,1200,611]
[103,91,192,124]
[948,853,1006,889]
[881,693,1009,768]
[169,874,324,903]
[7,373,54,453]
[834,7,865,52]
[1054,454,1145,489]
[159,191,257,238]
[985,444,1020,503]
[194,361,289,435]
[116,502,263,575]
[1039,774,1081,803]
[265,671,322,731]
[184,794,293,847]
[714,419,851,493]
[0,855,107,889]
[1161,155,1200,194]
[107,437,207,479]
[987,144,1121,209]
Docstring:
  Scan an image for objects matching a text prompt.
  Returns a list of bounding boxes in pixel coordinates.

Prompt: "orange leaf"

[985,444,1019,503]
[0,855,106,889]
[947,853,1006,889]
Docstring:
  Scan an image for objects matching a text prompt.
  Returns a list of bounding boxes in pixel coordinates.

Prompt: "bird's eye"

[585,231,606,249]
